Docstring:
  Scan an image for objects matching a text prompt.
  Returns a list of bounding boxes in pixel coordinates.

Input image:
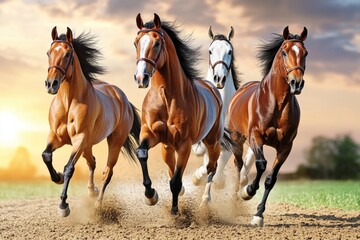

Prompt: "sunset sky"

[0,0,359,176]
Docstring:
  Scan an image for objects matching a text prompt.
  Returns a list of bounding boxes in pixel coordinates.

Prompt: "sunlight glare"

[0,111,21,146]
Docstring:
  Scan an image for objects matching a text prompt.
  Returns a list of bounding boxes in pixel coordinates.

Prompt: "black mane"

[257,33,302,77]
[144,21,201,81]
[59,33,106,82]
[256,34,284,77]
[212,34,241,90]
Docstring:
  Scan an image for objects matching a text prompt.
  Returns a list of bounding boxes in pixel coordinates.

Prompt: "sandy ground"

[1,154,359,239]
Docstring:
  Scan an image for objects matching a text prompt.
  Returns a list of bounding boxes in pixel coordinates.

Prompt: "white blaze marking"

[292,45,299,56]
[55,46,62,52]
[136,35,150,74]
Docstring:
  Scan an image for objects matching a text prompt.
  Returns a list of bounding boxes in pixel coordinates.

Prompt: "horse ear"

[300,27,308,41]
[228,26,234,41]
[66,27,73,43]
[153,13,161,29]
[208,26,214,39]
[51,26,58,40]
[283,26,290,40]
[136,13,144,29]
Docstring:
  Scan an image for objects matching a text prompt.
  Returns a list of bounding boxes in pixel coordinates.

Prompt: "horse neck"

[261,54,294,109]
[206,66,236,120]
[57,55,93,108]
[152,39,190,99]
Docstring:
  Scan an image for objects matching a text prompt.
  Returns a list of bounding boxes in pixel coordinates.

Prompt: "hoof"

[55,172,64,184]
[88,187,99,197]
[144,190,159,206]
[192,174,205,186]
[250,215,264,227]
[179,186,185,196]
[239,185,253,201]
[58,205,70,218]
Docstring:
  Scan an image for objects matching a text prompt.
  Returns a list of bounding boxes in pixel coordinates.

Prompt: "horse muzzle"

[214,75,226,89]
[289,79,305,95]
[45,79,60,95]
[134,73,150,88]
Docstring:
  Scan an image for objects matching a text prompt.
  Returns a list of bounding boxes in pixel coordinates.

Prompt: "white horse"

[192,26,254,192]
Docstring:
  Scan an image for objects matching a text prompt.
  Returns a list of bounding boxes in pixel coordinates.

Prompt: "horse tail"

[220,128,236,152]
[122,102,141,162]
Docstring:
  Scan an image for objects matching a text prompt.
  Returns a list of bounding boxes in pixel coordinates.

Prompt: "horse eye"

[154,41,160,48]
[282,51,287,57]
[209,50,212,55]
[228,50,232,55]
[65,52,70,58]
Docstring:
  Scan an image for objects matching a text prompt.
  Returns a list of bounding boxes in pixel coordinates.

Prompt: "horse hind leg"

[82,148,98,197]
[240,147,255,189]
[95,134,123,206]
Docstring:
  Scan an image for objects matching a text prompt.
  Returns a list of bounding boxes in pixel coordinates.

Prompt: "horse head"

[134,13,164,88]
[45,26,74,94]
[208,26,234,89]
[280,26,308,95]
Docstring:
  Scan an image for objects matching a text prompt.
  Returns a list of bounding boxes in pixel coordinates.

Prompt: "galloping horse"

[192,26,254,189]
[133,14,225,214]
[228,26,308,226]
[42,27,140,217]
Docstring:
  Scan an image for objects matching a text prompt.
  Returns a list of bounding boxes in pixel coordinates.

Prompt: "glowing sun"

[0,111,21,146]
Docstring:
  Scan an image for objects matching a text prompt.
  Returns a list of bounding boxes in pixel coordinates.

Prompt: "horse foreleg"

[240,131,266,201]
[201,142,221,206]
[42,134,65,184]
[137,139,158,206]
[212,148,232,189]
[251,145,292,227]
[58,133,85,217]
[170,142,191,214]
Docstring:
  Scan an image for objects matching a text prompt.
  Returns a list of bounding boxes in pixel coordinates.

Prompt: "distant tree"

[298,135,360,179]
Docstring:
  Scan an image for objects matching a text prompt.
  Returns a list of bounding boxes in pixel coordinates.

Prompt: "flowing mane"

[256,34,284,78]
[143,21,201,81]
[212,34,242,90]
[59,33,106,82]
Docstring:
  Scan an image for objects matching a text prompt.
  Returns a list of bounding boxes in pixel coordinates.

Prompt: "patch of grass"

[260,180,360,211]
[0,181,86,200]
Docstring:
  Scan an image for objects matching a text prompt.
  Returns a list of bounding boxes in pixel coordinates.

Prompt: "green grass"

[0,181,86,200]
[0,180,359,211]
[260,180,360,211]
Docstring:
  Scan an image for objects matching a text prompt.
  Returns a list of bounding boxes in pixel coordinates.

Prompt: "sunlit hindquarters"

[228,26,308,226]
[191,26,255,190]
[133,13,229,214]
[42,27,141,217]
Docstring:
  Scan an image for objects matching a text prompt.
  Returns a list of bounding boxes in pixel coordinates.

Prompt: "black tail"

[220,128,236,152]
[122,103,141,161]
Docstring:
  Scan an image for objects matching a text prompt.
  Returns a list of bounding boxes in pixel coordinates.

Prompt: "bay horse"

[42,27,140,217]
[133,13,225,214]
[192,26,254,189]
[228,26,308,226]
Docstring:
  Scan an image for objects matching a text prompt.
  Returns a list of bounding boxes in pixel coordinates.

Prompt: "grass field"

[0,180,359,211]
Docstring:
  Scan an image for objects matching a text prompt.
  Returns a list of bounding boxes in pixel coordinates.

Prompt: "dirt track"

[1,174,359,240]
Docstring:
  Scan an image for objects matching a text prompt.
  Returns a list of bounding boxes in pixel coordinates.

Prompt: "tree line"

[296,135,360,179]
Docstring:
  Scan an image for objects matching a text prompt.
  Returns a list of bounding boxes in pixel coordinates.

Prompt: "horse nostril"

[222,76,226,85]
[45,80,49,88]
[52,80,59,88]
[143,73,149,82]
